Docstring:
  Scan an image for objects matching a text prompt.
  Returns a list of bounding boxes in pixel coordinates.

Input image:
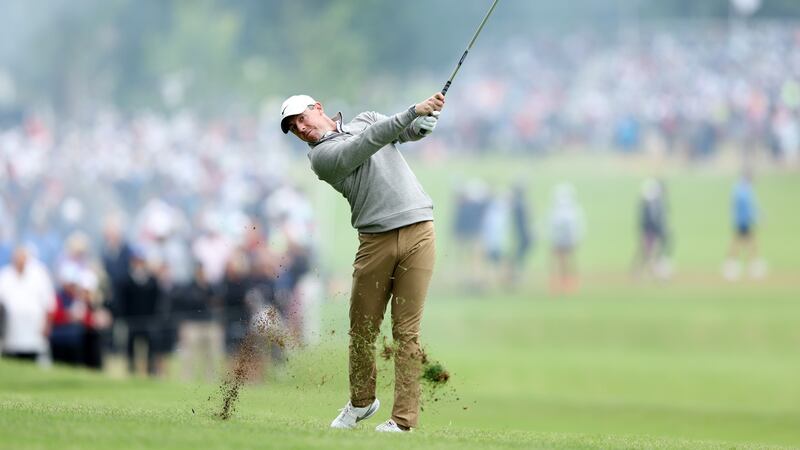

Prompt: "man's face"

[288,103,329,143]
[12,249,27,274]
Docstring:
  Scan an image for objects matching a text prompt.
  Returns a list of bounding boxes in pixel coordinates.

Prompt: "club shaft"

[441,0,500,95]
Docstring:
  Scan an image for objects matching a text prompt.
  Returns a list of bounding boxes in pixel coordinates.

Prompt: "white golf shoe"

[375,419,410,432]
[330,399,380,429]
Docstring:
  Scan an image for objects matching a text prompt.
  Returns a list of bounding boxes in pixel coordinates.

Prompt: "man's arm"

[397,115,425,143]
[310,93,444,182]
[399,112,440,143]
[310,107,419,182]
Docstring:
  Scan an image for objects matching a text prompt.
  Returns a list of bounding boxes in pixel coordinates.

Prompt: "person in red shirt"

[49,264,87,366]
[49,265,110,368]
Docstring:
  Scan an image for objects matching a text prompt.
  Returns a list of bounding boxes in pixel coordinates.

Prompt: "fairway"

[2,155,799,449]
[2,283,799,449]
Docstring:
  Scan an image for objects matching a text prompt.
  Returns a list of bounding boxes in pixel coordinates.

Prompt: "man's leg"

[349,232,395,407]
[390,221,435,429]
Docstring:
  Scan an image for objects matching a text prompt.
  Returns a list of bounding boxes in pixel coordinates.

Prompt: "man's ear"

[314,102,324,113]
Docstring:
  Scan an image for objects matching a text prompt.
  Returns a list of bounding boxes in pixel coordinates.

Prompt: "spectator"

[137,198,192,285]
[220,250,252,358]
[244,249,283,377]
[481,190,509,289]
[548,184,585,294]
[0,247,56,362]
[771,108,800,165]
[49,263,86,365]
[509,183,534,286]
[275,236,312,341]
[723,170,766,280]
[192,213,234,286]
[631,179,672,280]
[100,214,133,332]
[451,179,490,291]
[76,269,111,370]
[172,263,223,382]
[118,249,161,375]
[149,252,180,378]
[247,248,281,316]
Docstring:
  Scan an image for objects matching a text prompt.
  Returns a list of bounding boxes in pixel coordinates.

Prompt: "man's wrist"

[409,104,421,117]
[410,116,422,134]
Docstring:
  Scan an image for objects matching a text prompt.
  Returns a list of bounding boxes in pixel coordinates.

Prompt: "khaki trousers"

[349,220,435,429]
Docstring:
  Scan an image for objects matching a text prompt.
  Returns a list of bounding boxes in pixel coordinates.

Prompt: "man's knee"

[391,327,419,349]
[349,324,381,350]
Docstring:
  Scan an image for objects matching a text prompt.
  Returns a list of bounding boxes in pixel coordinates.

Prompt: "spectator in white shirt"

[0,247,56,362]
[192,214,233,285]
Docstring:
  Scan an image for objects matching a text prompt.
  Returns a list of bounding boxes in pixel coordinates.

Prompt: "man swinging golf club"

[281,0,499,432]
[280,93,443,432]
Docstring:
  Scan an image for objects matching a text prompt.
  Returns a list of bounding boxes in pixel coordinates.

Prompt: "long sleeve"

[309,108,418,183]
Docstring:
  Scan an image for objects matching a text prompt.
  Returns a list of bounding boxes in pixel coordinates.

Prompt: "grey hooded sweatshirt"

[307,106,434,233]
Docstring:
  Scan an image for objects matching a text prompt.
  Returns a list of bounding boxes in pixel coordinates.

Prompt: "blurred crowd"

[441,24,800,163]
[449,171,764,294]
[449,179,585,294]
[0,113,321,378]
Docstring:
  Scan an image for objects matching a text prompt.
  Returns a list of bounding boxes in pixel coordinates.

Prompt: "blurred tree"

[2,0,800,116]
[109,0,173,110]
[229,0,369,99]
[143,0,242,112]
[17,0,121,116]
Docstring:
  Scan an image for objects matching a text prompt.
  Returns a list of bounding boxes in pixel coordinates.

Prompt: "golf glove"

[413,111,439,135]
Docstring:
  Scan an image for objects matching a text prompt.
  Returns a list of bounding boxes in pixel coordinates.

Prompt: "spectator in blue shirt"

[723,171,766,280]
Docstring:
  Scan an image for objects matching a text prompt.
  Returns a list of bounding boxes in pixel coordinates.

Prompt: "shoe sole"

[356,399,380,423]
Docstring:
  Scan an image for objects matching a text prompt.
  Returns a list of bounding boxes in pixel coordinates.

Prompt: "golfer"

[280,92,444,432]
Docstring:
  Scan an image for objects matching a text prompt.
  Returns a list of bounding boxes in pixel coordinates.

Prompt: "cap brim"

[281,115,295,134]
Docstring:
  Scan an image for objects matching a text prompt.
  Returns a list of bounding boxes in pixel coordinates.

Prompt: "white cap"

[280,94,316,133]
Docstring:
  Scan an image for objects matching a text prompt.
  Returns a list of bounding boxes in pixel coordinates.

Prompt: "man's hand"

[414,93,445,116]
[412,111,439,135]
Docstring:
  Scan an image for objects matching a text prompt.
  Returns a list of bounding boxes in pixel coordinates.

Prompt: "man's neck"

[321,113,342,139]
[327,114,341,132]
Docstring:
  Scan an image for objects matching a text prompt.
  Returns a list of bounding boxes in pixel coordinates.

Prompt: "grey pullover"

[307,106,434,233]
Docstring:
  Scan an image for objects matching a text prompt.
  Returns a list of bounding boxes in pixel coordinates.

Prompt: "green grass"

[2,155,800,449]
[2,283,799,449]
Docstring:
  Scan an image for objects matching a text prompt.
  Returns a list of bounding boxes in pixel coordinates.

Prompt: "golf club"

[420,0,501,135]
